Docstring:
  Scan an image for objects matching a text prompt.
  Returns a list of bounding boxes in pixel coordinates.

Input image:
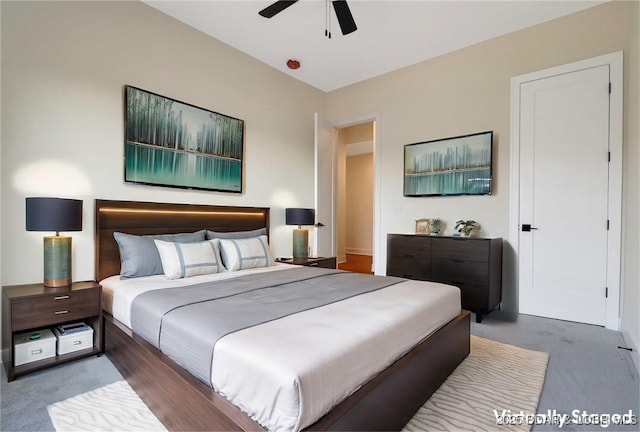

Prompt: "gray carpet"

[1,356,123,432]
[2,312,638,431]
[472,311,640,431]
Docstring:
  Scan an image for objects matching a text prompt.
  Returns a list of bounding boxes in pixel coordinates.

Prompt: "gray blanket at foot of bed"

[131,267,404,385]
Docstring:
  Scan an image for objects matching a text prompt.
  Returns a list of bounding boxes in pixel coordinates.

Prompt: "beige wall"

[346,153,374,255]
[342,123,373,144]
[0,0,326,287]
[621,0,640,372]
[327,0,639,351]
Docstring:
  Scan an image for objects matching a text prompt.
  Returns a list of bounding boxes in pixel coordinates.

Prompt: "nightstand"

[2,281,103,381]
[280,257,337,269]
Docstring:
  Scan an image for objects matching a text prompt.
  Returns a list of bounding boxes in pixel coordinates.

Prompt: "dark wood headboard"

[95,199,270,281]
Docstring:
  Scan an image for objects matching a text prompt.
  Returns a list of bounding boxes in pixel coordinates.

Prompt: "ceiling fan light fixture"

[259,0,357,37]
[287,59,301,70]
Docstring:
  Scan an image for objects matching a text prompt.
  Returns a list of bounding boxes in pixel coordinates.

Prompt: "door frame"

[314,112,336,258]
[509,51,623,330]
[335,112,382,274]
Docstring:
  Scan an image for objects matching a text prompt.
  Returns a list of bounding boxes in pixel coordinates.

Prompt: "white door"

[314,112,335,258]
[518,65,610,326]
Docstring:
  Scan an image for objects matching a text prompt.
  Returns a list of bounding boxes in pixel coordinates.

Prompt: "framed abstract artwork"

[404,131,493,197]
[124,85,244,193]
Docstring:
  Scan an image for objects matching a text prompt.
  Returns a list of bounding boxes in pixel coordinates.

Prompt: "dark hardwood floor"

[338,254,373,274]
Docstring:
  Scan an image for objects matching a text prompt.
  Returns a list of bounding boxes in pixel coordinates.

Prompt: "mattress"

[101,265,461,431]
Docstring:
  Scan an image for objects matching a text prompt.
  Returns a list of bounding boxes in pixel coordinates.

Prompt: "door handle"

[315,222,325,228]
[522,224,539,232]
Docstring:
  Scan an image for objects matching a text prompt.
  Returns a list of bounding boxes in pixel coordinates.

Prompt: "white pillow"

[154,239,223,279]
[218,235,275,271]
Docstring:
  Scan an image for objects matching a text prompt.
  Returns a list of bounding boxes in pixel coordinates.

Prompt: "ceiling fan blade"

[332,0,357,35]
[259,1,299,18]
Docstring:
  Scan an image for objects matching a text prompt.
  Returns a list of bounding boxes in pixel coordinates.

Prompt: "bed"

[95,199,470,431]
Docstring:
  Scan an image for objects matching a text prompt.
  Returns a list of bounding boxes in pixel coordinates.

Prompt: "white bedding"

[101,265,461,432]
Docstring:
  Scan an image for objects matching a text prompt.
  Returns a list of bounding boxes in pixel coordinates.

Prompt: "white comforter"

[101,265,460,432]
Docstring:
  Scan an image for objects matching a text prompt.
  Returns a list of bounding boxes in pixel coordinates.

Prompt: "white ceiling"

[144,0,604,92]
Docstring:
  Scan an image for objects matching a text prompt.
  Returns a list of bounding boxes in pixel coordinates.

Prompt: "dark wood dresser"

[387,234,502,322]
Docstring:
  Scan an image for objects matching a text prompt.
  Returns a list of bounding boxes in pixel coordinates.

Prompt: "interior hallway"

[338,253,373,274]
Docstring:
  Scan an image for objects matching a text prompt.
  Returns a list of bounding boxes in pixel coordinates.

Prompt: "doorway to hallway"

[335,121,375,274]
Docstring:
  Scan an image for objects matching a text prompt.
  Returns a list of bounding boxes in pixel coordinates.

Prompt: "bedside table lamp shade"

[285,208,315,259]
[26,197,83,287]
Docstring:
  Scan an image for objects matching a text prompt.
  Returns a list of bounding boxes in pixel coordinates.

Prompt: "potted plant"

[428,218,442,236]
[455,219,479,237]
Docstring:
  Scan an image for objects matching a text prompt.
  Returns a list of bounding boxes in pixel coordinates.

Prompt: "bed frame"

[95,199,470,431]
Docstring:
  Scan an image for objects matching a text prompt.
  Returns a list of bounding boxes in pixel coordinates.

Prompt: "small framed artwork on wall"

[124,85,244,193]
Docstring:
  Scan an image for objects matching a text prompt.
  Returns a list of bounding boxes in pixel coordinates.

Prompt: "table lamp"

[285,208,315,259]
[26,197,83,287]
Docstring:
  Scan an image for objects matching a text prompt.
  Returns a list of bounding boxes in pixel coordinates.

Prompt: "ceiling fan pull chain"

[325,0,327,37]
[325,0,332,38]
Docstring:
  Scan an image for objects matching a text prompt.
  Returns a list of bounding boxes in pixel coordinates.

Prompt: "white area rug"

[48,336,548,432]
[403,335,549,432]
[47,380,166,431]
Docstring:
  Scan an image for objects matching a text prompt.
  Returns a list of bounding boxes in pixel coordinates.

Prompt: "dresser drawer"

[431,238,489,262]
[11,289,100,331]
[387,257,431,280]
[457,284,489,310]
[387,235,431,258]
[432,258,489,286]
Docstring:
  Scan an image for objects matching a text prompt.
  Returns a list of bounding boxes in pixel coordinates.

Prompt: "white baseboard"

[345,248,373,256]
[621,317,640,375]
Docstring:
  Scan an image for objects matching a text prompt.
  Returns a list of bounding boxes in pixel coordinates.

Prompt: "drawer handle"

[72,341,83,346]
[54,310,69,315]
[308,263,319,266]
[403,254,415,258]
[31,349,43,355]
[453,259,466,263]
[54,295,70,300]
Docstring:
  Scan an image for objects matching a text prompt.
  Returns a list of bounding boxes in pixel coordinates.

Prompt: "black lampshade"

[26,197,83,232]
[285,208,315,226]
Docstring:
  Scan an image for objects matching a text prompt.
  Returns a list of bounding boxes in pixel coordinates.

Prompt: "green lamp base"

[292,229,309,259]
[43,236,72,287]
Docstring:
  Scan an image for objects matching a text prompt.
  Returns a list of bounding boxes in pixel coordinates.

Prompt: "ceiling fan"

[259,0,358,37]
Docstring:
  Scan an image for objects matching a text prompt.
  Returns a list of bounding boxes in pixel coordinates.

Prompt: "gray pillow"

[205,228,267,240]
[113,230,206,278]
